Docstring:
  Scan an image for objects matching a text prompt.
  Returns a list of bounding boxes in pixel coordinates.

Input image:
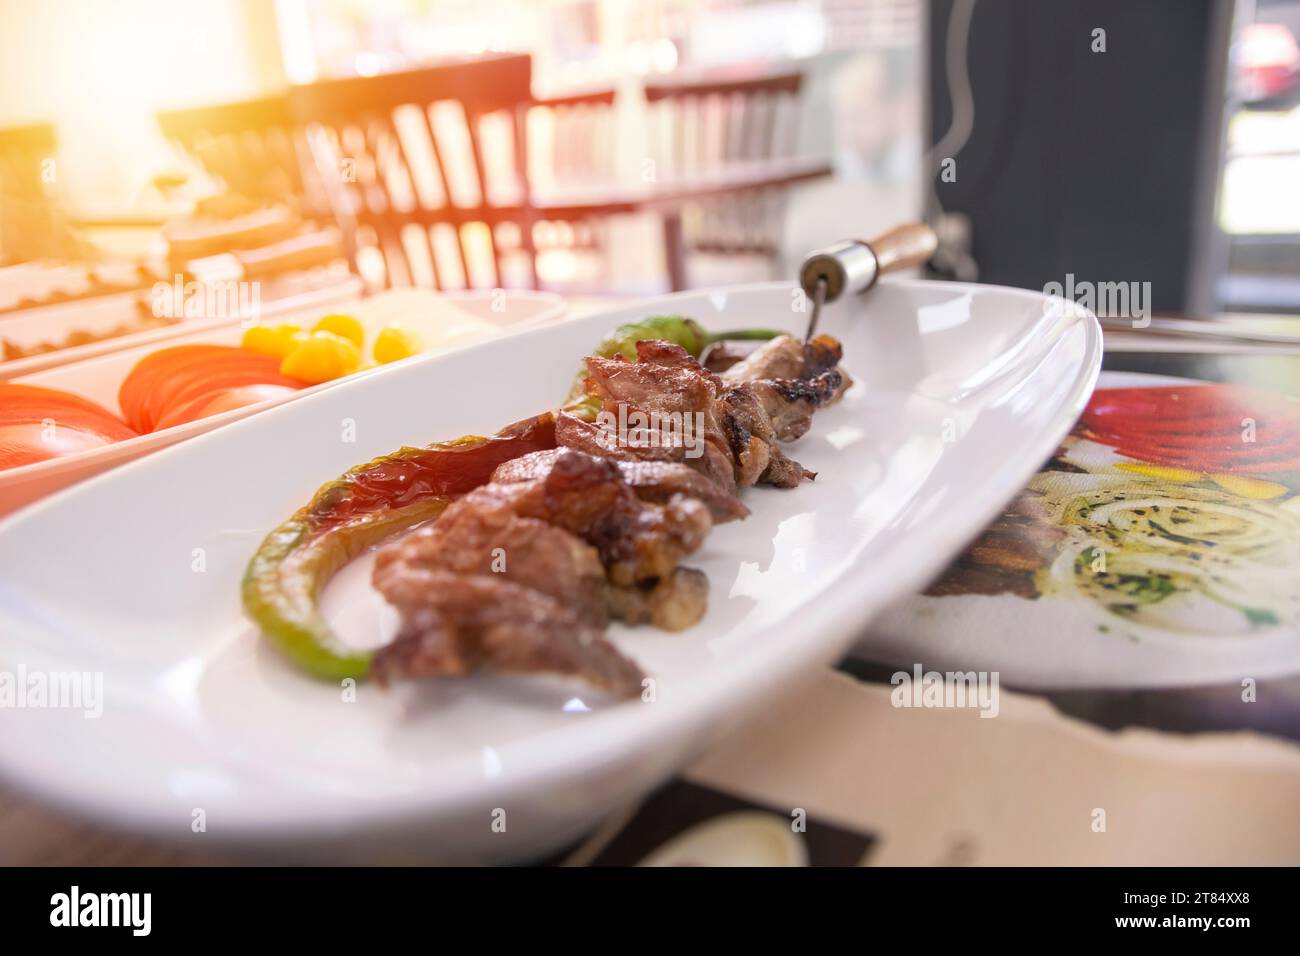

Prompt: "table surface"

[2,317,1298,865]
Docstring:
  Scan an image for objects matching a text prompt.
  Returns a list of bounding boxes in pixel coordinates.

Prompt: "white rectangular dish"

[0,278,1100,862]
[0,273,364,379]
[0,288,566,515]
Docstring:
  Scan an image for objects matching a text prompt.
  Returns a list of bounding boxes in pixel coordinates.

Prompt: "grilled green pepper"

[241,413,556,680]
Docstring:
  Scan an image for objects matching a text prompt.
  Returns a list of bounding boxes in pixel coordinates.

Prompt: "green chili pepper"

[241,413,556,680]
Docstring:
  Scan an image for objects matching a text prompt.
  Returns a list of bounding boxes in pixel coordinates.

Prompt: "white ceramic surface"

[0,279,1100,862]
[0,289,566,515]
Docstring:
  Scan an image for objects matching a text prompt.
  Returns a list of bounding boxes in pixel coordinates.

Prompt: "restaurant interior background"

[3,0,1300,872]
[3,0,1293,314]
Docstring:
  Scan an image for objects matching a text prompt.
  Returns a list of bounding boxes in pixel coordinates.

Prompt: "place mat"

[681,669,1300,866]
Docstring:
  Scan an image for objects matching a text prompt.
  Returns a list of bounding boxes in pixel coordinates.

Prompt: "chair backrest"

[642,65,811,261]
[0,123,85,263]
[527,85,618,198]
[289,53,538,291]
[156,93,325,215]
[158,55,619,292]
[643,64,804,181]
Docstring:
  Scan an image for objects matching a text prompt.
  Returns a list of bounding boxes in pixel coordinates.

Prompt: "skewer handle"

[798,222,938,305]
[869,222,939,277]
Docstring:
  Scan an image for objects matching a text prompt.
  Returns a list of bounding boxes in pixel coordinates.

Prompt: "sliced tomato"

[118,345,304,433]
[0,383,137,439]
[117,345,231,433]
[139,349,259,433]
[0,421,117,471]
[152,384,299,431]
[153,362,301,431]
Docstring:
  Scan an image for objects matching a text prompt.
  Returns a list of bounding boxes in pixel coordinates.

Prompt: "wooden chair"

[289,53,624,291]
[642,63,831,288]
[0,123,87,263]
[156,93,331,218]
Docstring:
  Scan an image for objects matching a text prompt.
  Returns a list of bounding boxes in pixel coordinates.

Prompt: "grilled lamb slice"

[722,335,807,381]
[608,458,749,521]
[760,446,814,488]
[371,449,720,695]
[722,333,844,381]
[720,384,812,487]
[371,570,645,698]
[554,408,684,463]
[487,448,712,587]
[502,441,749,522]
[583,338,845,491]
[382,446,708,588]
[747,372,844,442]
[373,490,609,620]
[582,344,740,490]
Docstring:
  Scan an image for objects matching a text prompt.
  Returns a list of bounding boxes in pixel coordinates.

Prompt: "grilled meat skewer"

[371,334,851,697]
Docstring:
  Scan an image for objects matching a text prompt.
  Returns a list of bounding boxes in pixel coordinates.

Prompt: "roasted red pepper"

[241,413,556,680]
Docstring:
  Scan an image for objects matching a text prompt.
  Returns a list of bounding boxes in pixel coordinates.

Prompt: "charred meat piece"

[508,439,749,522]
[804,334,849,380]
[373,489,609,619]
[583,339,845,491]
[393,447,711,588]
[582,341,739,491]
[723,333,853,408]
[371,447,717,695]
[484,447,712,586]
[746,372,844,443]
[371,569,645,697]
[722,333,845,382]
[554,407,684,464]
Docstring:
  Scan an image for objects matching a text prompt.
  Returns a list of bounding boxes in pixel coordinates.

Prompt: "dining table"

[2,303,1299,866]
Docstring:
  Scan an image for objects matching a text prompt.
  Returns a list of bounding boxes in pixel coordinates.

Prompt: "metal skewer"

[798,223,939,340]
[803,276,828,342]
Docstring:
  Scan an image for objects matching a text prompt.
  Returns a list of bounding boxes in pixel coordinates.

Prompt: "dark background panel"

[927,0,1221,312]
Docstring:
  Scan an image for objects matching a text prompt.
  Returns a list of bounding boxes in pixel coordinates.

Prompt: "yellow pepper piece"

[1113,462,1204,483]
[280,330,362,385]
[1209,473,1289,500]
[373,325,423,364]
[242,323,306,359]
[312,313,365,349]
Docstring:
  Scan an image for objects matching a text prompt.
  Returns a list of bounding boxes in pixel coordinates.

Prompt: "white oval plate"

[0,279,1099,862]
[864,370,1300,688]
